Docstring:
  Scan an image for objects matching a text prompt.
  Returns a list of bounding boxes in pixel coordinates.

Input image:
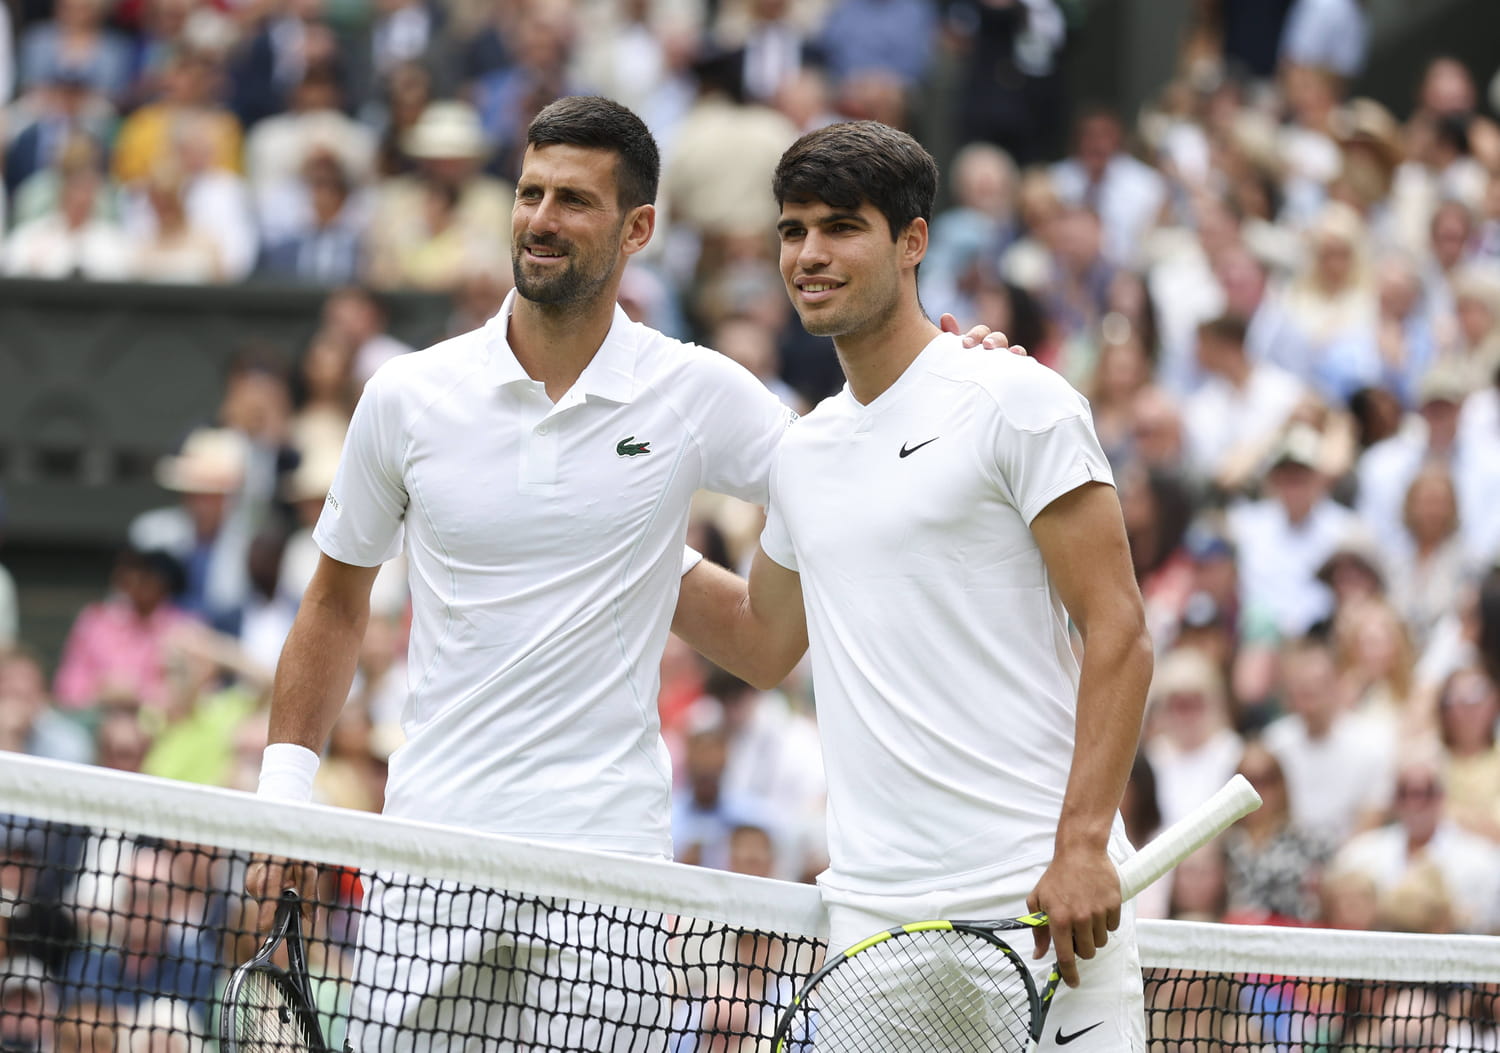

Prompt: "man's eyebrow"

[777,210,868,232]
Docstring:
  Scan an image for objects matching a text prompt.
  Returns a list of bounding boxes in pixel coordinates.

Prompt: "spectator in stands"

[920,142,1019,323]
[1050,105,1167,268]
[364,100,513,292]
[1390,465,1468,652]
[0,646,92,764]
[1333,753,1500,933]
[1276,0,1368,81]
[1422,198,1479,321]
[1281,202,1381,405]
[129,161,226,283]
[704,668,824,882]
[17,0,131,105]
[1227,424,1360,638]
[1086,331,1153,469]
[1373,252,1438,409]
[814,0,934,94]
[3,152,133,280]
[659,49,797,294]
[244,62,376,249]
[256,150,366,286]
[0,822,77,976]
[1263,634,1395,842]
[52,546,195,711]
[129,428,253,634]
[672,700,737,869]
[110,45,241,188]
[1183,314,1306,492]
[63,840,219,1028]
[1436,666,1500,842]
[3,64,116,197]
[1222,741,1331,925]
[226,0,340,129]
[315,285,416,389]
[1332,596,1415,723]
[1355,361,1473,560]
[1446,264,1500,395]
[1143,647,1244,830]
[0,956,58,1053]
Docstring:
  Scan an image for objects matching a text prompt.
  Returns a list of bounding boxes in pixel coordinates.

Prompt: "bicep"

[1029,482,1143,637]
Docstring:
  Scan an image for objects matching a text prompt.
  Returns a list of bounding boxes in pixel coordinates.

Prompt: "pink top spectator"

[53,598,197,710]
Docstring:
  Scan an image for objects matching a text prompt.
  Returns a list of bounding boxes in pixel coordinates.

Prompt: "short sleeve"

[692,353,797,505]
[989,365,1115,525]
[758,455,797,572]
[312,367,408,567]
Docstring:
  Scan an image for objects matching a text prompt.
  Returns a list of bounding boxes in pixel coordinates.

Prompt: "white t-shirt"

[1262,710,1396,843]
[761,334,1118,893]
[315,291,793,856]
[1183,364,1304,480]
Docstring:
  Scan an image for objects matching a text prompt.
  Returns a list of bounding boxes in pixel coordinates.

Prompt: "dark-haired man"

[678,120,1153,1050]
[251,97,1006,1049]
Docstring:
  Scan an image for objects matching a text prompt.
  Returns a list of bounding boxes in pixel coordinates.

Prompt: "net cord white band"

[6,754,1500,983]
[0,753,826,937]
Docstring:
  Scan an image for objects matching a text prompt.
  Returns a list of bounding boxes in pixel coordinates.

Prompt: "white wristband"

[681,546,704,576]
[257,742,321,802]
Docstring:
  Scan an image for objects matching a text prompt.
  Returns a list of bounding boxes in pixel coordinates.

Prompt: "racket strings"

[788,931,1035,1052]
[230,970,321,1052]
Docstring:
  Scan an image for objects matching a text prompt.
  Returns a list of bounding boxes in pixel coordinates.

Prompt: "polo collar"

[483,290,640,403]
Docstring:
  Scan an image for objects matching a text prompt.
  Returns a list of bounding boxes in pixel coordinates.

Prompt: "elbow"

[744,635,809,692]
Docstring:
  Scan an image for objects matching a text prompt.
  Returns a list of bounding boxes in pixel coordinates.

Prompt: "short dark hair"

[526,96,660,210]
[1198,314,1249,348]
[772,120,938,240]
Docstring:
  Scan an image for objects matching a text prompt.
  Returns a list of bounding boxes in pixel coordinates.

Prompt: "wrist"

[257,742,320,802]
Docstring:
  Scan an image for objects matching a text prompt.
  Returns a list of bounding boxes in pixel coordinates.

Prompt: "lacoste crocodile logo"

[616,437,652,457]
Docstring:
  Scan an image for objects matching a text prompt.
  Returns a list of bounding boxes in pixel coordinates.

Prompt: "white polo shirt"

[315,291,793,857]
[761,333,1118,894]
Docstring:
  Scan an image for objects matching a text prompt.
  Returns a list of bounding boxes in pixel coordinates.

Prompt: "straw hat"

[1333,98,1405,171]
[404,101,490,161]
[282,447,342,504]
[154,428,248,495]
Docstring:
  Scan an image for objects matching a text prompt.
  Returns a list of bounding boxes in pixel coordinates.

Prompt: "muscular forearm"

[267,592,370,752]
[1057,619,1154,852]
[673,554,807,689]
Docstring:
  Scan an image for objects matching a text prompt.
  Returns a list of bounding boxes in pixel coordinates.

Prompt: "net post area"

[6,754,1500,1051]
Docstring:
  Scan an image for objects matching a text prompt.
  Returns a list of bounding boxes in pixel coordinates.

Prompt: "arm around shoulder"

[672,547,808,690]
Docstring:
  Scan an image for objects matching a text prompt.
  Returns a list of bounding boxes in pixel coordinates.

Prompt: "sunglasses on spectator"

[1395,781,1442,801]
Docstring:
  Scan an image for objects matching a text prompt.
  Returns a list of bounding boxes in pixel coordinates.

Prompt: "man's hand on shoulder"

[938,313,1029,356]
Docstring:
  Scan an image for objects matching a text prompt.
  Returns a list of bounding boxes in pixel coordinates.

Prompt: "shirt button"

[538,424,550,435]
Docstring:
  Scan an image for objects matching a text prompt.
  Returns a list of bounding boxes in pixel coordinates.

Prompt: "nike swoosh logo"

[898,437,938,458]
[1055,1021,1103,1045]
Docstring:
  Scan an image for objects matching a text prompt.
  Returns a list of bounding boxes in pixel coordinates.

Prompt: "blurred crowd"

[5,0,1500,1045]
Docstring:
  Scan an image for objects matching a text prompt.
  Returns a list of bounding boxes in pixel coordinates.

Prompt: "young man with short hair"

[679,121,1153,1050]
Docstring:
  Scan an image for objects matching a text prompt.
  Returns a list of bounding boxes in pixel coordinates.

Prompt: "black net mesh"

[4,802,1500,1052]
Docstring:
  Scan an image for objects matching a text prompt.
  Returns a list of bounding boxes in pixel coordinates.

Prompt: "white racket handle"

[1117,774,1262,902]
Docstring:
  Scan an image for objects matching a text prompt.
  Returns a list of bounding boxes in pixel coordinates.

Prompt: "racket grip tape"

[1116,774,1262,902]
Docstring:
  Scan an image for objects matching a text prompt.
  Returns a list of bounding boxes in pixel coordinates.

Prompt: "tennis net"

[3,752,1500,1051]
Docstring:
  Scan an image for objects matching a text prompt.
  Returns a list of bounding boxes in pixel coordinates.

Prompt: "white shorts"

[347,874,671,1052]
[818,869,1145,1053]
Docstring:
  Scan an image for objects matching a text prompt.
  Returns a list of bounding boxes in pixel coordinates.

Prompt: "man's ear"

[902,216,929,269]
[622,203,656,258]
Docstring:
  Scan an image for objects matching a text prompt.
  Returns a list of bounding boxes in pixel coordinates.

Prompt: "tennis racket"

[221,889,330,1053]
[771,774,1262,1052]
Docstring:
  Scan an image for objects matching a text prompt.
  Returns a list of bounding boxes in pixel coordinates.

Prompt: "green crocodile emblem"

[616,436,652,457]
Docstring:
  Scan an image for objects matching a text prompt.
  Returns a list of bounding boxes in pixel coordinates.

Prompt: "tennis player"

[678,121,1154,1050]
[249,98,1009,1051]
